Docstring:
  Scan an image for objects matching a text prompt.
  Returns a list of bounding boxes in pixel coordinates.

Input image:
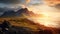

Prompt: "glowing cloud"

[26,0,60,28]
[43,0,60,6]
[26,0,30,4]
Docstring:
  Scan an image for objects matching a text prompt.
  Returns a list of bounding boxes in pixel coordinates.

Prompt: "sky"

[0,0,60,14]
[0,0,43,16]
[0,0,60,28]
[0,0,60,16]
[0,0,42,8]
[0,0,60,8]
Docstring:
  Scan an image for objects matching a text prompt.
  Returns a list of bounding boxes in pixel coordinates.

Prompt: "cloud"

[42,0,60,9]
[28,0,43,6]
[54,4,60,9]
[0,0,30,4]
[43,0,60,6]
[0,0,20,4]
[26,0,30,4]
[0,0,31,8]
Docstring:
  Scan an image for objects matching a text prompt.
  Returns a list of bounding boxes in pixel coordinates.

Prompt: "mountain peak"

[0,8,30,17]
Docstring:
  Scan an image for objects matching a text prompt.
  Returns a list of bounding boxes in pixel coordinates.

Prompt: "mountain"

[0,8,32,17]
[0,10,16,17]
[15,8,29,16]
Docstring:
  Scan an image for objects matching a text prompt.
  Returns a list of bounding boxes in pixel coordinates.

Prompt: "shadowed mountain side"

[0,8,31,17]
[1,10,16,17]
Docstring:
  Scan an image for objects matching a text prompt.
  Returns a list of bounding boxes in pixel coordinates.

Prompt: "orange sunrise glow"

[26,0,60,28]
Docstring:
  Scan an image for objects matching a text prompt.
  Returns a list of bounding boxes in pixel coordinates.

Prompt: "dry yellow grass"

[0,17,40,31]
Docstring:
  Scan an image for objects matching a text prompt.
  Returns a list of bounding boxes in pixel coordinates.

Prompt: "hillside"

[0,8,60,34]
